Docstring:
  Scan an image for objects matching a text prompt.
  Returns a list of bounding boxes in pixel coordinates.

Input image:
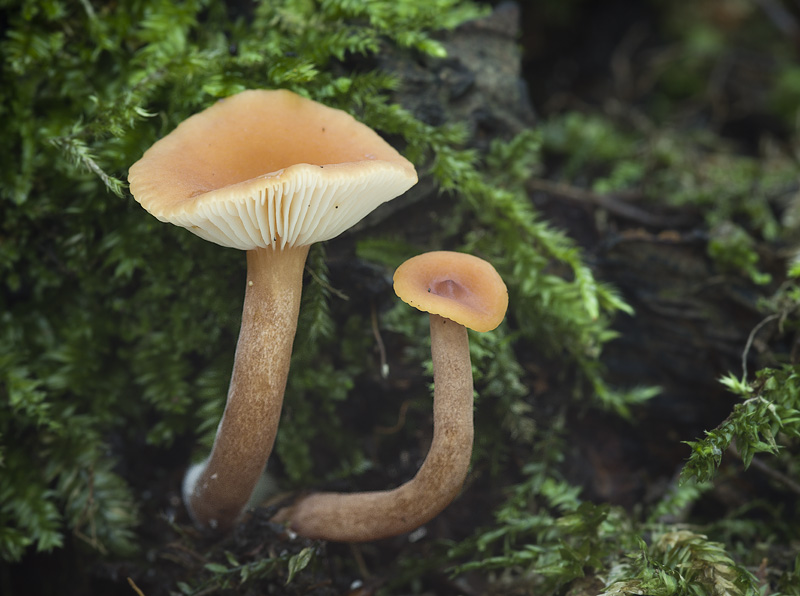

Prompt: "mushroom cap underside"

[393,251,508,332]
[128,89,417,250]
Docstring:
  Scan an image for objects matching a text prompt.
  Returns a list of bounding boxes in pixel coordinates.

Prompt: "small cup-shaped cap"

[393,251,508,332]
[128,89,417,250]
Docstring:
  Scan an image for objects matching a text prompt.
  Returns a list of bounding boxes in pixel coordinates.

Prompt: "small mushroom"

[274,251,507,541]
[128,89,417,532]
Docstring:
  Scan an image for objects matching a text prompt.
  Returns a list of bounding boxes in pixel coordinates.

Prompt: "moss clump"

[2,0,627,567]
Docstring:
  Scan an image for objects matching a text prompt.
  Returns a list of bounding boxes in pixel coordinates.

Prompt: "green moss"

[683,366,800,484]
[0,0,494,561]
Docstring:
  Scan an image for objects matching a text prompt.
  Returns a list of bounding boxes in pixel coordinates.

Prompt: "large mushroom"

[274,251,508,541]
[128,89,417,532]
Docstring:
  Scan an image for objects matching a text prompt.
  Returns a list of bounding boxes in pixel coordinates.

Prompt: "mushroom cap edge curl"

[128,88,418,250]
[393,250,509,332]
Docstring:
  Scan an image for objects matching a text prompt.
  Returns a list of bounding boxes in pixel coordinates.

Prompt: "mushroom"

[127,89,417,532]
[274,251,508,541]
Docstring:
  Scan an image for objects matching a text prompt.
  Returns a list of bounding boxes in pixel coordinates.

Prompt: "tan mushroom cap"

[393,251,508,332]
[128,89,417,250]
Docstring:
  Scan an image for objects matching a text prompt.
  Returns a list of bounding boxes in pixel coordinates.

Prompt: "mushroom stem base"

[273,313,473,541]
[184,245,309,532]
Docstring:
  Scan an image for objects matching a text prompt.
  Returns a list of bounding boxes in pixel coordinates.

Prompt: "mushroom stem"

[184,245,310,532]
[274,313,473,541]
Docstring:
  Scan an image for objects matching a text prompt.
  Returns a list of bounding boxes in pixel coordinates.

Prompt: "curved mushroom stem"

[183,245,310,532]
[273,313,473,541]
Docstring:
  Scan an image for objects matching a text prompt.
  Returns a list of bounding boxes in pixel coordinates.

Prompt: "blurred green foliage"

[177,545,316,594]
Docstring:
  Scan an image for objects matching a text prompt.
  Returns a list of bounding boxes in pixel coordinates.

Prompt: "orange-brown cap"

[128,89,417,250]
[393,251,508,332]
